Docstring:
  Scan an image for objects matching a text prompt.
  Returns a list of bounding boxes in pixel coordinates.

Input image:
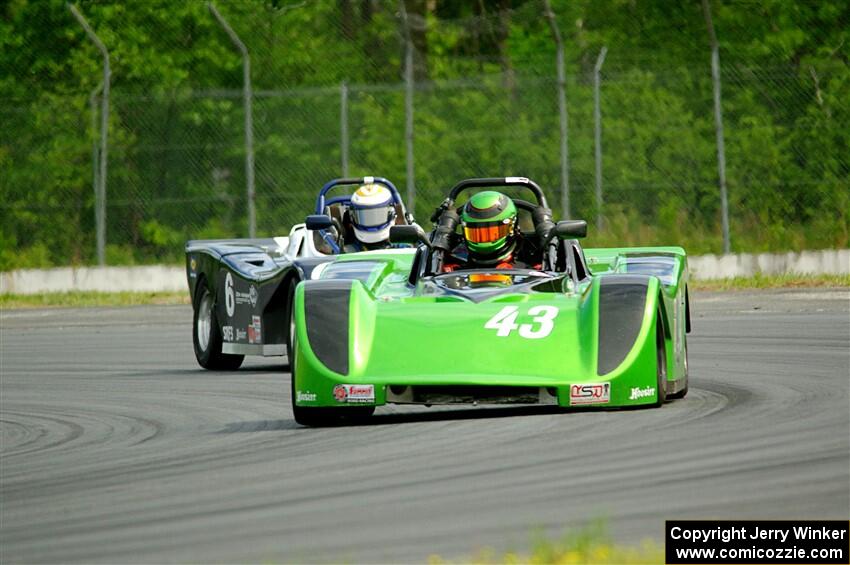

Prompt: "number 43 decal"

[484,305,559,339]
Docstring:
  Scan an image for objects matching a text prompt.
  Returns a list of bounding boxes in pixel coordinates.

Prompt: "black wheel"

[193,282,244,370]
[655,310,668,407]
[287,281,374,426]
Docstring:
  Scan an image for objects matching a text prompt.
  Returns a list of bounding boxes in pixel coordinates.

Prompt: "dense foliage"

[1,0,847,268]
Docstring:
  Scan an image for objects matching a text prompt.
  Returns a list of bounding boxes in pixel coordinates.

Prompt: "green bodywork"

[292,244,689,411]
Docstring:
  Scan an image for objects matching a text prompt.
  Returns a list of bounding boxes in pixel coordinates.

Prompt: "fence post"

[208,2,256,238]
[593,46,608,231]
[543,0,570,219]
[68,4,109,266]
[88,82,103,262]
[340,81,350,177]
[702,0,730,254]
[400,0,416,214]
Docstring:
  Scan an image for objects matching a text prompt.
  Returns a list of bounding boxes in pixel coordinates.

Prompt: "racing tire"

[668,338,689,399]
[654,309,668,407]
[193,283,244,370]
[283,278,298,371]
[287,282,375,426]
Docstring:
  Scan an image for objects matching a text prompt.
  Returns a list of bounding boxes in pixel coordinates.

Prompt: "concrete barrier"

[0,266,187,295]
[688,249,849,279]
[1,249,847,295]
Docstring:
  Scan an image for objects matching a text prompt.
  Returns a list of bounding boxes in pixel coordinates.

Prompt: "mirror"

[555,220,587,239]
[390,225,431,247]
[305,214,333,230]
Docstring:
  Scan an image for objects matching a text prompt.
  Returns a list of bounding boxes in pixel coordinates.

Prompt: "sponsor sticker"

[234,284,259,309]
[189,257,197,278]
[222,325,234,342]
[333,384,375,404]
[296,390,317,403]
[235,328,247,341]
[630,386,656,400]
[569,382,611,405]
[248,315,262,344]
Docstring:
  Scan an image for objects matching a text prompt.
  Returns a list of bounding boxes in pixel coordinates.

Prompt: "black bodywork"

[185,177,411,362]
[186,238,332,358]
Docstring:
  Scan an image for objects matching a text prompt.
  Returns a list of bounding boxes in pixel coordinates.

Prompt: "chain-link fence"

[1,0,847,269]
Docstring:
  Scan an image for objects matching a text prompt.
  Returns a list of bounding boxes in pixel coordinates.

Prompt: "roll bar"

[447,177,549,208]
[428,177,556,274]
[315,176,403,215]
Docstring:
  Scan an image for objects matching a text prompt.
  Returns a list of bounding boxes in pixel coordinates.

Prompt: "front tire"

[193,283,244,370]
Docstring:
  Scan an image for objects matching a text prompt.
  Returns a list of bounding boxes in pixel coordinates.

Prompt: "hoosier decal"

[629,386,655,400]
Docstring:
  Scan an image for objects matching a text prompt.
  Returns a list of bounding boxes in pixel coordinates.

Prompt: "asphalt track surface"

[1,288,848,563]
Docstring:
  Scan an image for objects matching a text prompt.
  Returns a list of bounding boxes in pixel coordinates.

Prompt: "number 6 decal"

[484,305,558,339]
[225,272,235,317]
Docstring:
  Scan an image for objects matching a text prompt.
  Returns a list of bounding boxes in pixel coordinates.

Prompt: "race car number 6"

[484,305,558,339]
[225,273,235,317]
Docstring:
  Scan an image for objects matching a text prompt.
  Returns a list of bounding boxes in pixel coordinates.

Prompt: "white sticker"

[248,315,262,344]
[333,384,375,403]
[569,383,611,405]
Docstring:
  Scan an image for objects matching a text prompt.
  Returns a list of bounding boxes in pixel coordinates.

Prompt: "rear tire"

[669,338,689,399]
[193,283,244,370]
[655,310,668,406]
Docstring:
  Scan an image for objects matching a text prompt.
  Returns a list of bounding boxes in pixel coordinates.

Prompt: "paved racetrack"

[1,289,848,563]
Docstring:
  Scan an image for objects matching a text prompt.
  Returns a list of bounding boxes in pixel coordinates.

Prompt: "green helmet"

[460,191,518,262]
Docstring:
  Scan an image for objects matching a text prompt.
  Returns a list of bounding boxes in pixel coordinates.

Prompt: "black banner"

[666,520,849,564]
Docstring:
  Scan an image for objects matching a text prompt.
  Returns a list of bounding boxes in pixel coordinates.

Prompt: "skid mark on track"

[1,293,848,564]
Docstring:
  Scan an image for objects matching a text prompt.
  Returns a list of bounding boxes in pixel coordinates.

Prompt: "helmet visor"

[352,205,394,231]
[463,220,513,244]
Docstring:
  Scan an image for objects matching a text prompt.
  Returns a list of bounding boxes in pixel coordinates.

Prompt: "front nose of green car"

[294,276,664,409]
[293,279,384,407]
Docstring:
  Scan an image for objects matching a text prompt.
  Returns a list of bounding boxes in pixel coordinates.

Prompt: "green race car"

[290,177,690,426]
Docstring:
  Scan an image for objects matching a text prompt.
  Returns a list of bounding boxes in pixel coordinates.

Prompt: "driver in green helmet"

[442,191,542,272]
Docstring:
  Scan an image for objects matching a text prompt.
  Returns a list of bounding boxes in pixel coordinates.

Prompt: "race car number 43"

[484,305,558,339]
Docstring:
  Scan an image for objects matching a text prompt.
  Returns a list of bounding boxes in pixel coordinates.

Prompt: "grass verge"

[691,273,849,291]
[0,291,190,309]
[429,523,663,564]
